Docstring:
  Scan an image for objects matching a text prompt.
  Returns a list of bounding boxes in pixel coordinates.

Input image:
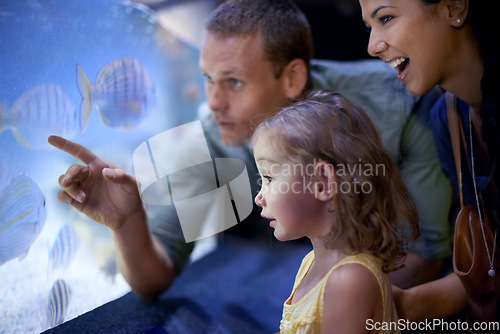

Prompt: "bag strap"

[446,92,467,208]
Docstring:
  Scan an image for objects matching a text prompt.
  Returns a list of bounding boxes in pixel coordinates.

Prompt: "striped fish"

[77,56,155,131]
[47,279,72,328]
[0,158,9,189]
[49,224,80,270]
[0,84,80,149]
[0,175,47,266]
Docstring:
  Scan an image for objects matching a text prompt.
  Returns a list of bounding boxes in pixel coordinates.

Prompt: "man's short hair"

[205,0,314,90]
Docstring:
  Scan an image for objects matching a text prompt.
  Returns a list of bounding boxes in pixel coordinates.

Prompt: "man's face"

[199,32,292,146]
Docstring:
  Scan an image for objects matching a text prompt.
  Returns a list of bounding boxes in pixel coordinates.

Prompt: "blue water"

[0,0,204,332]
[1,0,204,174]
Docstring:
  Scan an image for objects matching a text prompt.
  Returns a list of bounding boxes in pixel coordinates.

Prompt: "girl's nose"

[254,191,264,207]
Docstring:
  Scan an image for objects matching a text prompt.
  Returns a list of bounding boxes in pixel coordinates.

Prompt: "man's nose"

[207,84,228,113]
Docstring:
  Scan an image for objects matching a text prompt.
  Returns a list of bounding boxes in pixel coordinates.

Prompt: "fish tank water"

[0,1,206,332]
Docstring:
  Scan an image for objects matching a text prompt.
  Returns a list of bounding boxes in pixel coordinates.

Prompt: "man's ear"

[281,58,308,99]
[443,0,469,27]
[314,161,336,202]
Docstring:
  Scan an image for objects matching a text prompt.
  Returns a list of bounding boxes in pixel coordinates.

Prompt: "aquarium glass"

[0,0,205,332]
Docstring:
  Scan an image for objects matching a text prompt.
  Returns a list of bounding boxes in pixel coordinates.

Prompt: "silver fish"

[47,279,72,328]
[0,84,80,149]
[49,224,80,270]
[0,175,47,266]
[77,56,155,131]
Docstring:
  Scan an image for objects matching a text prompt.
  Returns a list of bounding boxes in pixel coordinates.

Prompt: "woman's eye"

[380,15,393,24]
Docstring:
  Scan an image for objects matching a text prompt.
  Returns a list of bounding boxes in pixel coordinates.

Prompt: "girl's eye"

[264,175,274,184]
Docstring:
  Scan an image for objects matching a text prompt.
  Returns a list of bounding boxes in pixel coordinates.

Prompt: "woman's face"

[360,0,456,96]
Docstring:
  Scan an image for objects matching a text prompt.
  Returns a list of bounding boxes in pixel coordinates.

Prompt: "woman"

[360,0,498,326]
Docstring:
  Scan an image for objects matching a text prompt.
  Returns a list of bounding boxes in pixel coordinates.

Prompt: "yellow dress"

[280,251,400,334]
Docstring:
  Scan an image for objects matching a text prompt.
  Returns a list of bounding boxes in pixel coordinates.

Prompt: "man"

[49,0,451,300]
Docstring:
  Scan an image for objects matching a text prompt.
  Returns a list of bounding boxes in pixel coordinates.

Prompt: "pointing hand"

[48,135,144,230]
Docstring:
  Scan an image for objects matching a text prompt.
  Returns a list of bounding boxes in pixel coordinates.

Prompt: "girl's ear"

[314,161,336,202]
[444,0,469,27]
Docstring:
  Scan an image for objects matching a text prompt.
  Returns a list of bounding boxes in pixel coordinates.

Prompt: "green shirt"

[149,59,452,272]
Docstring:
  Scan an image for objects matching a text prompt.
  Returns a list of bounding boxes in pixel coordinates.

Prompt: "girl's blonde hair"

[252,89,420,272]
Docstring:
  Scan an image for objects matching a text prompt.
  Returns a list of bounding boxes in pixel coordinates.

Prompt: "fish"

[48,224,80,270]
[0,158,9,189]
[77,56,156,131]
[0,174,47,266]
[46,279,72,328]
[100,251,118,283]
[0,84,80,149]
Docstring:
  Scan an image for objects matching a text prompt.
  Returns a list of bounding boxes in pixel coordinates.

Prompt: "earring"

[456,18,462,24]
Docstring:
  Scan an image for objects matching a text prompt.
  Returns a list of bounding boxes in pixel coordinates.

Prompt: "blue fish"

[49,224,80,270]
[47,279,72,328]
[0,175,47,266]
[0,84,80,149]
[77,56,155,131]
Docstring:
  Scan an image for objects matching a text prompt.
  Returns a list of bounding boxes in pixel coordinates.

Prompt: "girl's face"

[253,133,330,242]
[360,0,457,96]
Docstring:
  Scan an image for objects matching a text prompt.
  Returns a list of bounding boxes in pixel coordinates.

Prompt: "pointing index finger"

[48,135,98,165]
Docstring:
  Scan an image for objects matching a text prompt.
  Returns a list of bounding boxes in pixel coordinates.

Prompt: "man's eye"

[230,79,242,87]
[204,74,214,83]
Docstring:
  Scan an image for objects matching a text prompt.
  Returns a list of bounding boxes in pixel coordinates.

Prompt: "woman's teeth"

[390,57,407,69]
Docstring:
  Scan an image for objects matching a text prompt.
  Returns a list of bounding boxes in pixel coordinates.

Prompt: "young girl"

[252,89,420,334]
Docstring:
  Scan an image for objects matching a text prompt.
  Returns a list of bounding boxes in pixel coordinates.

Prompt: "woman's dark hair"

[423,0,499,223]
